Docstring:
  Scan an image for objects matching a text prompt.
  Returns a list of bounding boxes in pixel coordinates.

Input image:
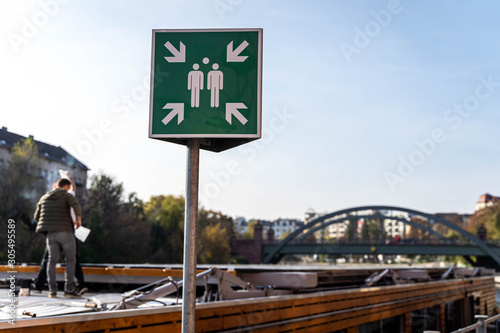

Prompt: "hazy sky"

[1,1,500,220]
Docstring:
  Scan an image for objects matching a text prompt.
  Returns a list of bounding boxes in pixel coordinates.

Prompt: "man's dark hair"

[57,178,72,188]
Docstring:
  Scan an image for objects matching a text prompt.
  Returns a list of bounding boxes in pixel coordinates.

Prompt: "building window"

[411,306,440,332]
[445,300,464,331]
[358,316,401,332]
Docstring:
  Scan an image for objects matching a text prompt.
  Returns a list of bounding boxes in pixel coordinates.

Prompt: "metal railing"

[450,314,500,333]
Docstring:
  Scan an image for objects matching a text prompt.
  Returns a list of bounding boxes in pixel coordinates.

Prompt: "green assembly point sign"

[148,28,262,152]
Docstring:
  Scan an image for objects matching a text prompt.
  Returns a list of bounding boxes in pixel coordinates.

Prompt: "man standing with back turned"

[34,178,82,298]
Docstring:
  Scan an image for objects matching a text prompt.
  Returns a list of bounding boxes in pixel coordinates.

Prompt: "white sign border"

[148,28,263,139]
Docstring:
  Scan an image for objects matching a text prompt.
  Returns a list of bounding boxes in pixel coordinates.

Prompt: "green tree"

[145,195,185,263]
[281,230,292,240]
[409,217,427,240]
[360,218,377,242]
[0,137,46,262]
[198,222,231,264]
[197,209,234,264]
[107,192,150,263]
[81,173,149,263]
[243,220,258,239]
[345,220,357,242]
[373,212,386,243]
[198,209,235,240]
[468,204,500,240]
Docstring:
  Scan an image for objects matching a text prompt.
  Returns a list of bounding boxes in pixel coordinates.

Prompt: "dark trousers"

[34,238,86,291]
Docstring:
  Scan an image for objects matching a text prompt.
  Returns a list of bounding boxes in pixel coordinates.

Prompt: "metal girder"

[295,215,445,242]
[110,268,262,310]
[262,205,500,267]
[263,244,487,256]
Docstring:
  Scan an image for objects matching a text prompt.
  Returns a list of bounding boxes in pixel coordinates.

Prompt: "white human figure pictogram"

[188,63,203,108]
[207,63,223,108]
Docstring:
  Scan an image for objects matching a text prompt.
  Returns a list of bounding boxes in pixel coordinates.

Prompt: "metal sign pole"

[182,138,200,333]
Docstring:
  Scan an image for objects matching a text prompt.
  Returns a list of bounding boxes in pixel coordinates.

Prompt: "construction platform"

[0,264,497,332]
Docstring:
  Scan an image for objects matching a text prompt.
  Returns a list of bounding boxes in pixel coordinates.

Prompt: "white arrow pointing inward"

[162,103,184,125]
[164,41,186,63]
[226,103,248,125]
[227,40,249,62]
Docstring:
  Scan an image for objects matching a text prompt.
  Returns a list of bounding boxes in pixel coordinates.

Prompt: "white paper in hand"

[59,169,70,179]
[75,226,91,242]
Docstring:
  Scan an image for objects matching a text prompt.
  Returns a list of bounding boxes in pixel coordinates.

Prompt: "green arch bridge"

[261,205,500,270]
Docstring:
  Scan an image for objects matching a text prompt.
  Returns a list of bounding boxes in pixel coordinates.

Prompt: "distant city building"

[383,210,408,239]
[324,209,408,241]
[271,218,303,240]
[326,220,347,240]
[257,220,273,238]
[475,193,500,211]
[304,208,317,223]
[234,203,482,246]
[234,217,303,241]
[234,216,248,235]
[0,126,89,203]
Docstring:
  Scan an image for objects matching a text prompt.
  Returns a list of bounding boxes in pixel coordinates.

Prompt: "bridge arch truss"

[262,205,500,266]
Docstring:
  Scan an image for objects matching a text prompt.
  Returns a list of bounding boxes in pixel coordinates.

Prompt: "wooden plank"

[1,265,40,273]
[199,277,496,331]
[209,277,495,331]
[244,291,465,333]
[215,278,493,332]
[1,276,494,333]
[404,312,412,333]
[0,311,182,333]
[0,265,229,277]
[208,278,481,328]
[440,303,446,332]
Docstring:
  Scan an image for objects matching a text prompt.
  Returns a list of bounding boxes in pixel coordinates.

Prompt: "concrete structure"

[0,127,89,203]
[230,222,263,264]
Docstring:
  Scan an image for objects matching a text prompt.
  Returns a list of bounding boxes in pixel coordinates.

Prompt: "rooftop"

[477,193,500,204]
[0,126,88,171]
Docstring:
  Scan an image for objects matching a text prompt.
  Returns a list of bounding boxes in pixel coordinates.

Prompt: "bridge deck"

[263,243,497,256]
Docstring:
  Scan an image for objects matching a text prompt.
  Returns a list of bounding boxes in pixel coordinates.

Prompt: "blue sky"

[1,0,500,220]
